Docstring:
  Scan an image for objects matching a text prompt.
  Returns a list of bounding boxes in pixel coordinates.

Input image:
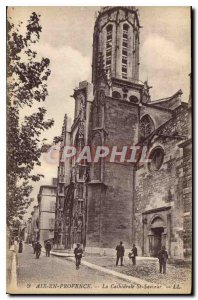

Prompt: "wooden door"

[153,233,161,257]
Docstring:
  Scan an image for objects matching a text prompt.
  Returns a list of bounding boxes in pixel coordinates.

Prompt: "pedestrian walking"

[18,240,23,253]
[45,240,52,257]
[35,241,42,259]
[131,244,138,265]
[115,241,125,266]
[158,246,168,274]
[74,243,83,270]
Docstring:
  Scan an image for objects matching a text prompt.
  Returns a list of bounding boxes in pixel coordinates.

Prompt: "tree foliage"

[53,135,63,145]
[7,12,54,225]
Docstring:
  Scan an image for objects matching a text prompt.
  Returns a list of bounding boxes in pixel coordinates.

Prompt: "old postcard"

[7,6,192,294]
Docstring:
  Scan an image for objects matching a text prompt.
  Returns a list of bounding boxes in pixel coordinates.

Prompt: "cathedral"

[54,6,192,260]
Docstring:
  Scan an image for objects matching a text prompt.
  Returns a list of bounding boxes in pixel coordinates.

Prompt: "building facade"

[55,6,192,259]
[37,179,57,246]
[18,221,28,242]
[26,218,32,244]
[30,205,40,242]
[54,83,92,249]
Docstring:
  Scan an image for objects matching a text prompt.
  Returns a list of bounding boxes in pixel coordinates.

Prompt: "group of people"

[16,239,49,259]
[116,241,138,266]
[32,241,83,269]
[32,241,42,258]
[116,241,168,274]
[16,238,83,268]
[17,239,42,259]
[32,240,52,259]
[17,238,168,274]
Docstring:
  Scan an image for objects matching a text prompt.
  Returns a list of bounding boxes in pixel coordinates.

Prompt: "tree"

[7,11,54,225]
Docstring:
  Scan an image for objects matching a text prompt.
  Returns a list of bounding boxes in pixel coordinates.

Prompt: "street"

[7,243,191,294]
[16,244,135,294]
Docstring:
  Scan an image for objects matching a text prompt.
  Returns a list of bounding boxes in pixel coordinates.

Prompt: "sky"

[8,6,191,219]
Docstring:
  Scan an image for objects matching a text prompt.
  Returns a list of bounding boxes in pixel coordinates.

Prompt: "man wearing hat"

[74,243,83,270]
[158,246,168,274]
[115,241,125,266]
[45,240,52,257]
[131,244,138,265]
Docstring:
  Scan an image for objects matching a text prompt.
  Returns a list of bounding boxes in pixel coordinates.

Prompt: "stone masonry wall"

[86,97,139,249]
[182,142,192,257]
[104,98,139,147]
[102,98,138,248]
[101,162,135,248]
[86,184,106,247]
[135,138,184,257]
[135,105,188,258]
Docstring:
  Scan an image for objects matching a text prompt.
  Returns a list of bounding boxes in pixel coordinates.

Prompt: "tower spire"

[92,6,140,86]
[92,6,143,102]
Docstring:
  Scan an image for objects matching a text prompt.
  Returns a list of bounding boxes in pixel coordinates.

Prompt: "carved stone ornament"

[99,90,105,105]
[79,121,84,138]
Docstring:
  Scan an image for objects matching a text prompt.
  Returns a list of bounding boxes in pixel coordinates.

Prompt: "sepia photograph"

[6,5,192,295]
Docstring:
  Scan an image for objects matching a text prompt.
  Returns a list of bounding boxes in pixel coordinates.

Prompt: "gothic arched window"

[149,147,164,171]
[106,24,113,74]
[122,24,129,79]
[73,130,84,165]
[140,114,155,138]
[112,91,121,99]
[129,95,138,103]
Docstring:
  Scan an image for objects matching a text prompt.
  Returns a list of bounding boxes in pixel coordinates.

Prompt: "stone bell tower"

[86,7,142,252]
[92,6,142,102]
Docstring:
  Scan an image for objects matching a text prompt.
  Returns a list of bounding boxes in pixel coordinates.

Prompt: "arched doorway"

[148,216,166,257]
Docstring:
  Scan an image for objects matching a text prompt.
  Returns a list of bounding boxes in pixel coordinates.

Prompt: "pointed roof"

[148,89,183,110]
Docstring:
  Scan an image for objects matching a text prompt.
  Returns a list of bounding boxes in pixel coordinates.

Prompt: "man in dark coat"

[115,241,125,266]
[74,243,83,270]
[35,241,42,259]
[45,240,52,257]
[131,244,138,265]
[18,240,23,253]
[158,246,168,274]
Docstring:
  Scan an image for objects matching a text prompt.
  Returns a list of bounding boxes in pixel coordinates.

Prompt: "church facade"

[54,6,192,260]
